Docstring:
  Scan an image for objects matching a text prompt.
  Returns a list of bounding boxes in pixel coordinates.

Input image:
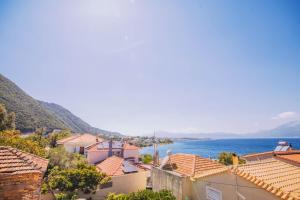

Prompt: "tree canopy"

[141,154,153,164]
[0,104,15,131]
[218,152,245,166]
[106,190,176,200]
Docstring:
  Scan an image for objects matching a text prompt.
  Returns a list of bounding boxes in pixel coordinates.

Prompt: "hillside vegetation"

[39,101,121,135]
[0,74,67,131]
[0,73,121,135]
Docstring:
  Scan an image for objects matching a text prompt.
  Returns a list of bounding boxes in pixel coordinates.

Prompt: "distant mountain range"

[0,73,121,136]
[155,121,300,139]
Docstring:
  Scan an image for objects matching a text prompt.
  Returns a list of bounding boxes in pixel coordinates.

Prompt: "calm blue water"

[140,138,300,159]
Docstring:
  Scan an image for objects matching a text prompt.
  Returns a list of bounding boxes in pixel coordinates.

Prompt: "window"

[206,186,222,200]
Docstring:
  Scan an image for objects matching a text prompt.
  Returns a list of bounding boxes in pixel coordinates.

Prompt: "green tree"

[43,146,108,199]
[48,130,71,148]
[45,164,106,198]
[0,130,46,157]
[218,152,245,166]
[0,104,16,131]
[106,189,176,200]
[141,154,153,164]
[47,146,87,169]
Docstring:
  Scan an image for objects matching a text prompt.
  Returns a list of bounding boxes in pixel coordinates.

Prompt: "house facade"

[85,140,139,164]
[78,156,148,199]
[57,133,101,154]
[152,153,300,200]
[0,146,49,200]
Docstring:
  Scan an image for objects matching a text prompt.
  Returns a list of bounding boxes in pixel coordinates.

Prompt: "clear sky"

[1,0,300,135]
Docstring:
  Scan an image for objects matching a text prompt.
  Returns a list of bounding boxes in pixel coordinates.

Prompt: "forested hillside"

[39,101,121,135]
[0,74,67,131]
[0,73,121,135]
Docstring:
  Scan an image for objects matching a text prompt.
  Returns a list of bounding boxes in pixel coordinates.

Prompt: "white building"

[57,133,101,154]
[85,140,140,164]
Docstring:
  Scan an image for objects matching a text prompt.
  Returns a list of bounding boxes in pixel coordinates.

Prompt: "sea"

[140,138,300,159]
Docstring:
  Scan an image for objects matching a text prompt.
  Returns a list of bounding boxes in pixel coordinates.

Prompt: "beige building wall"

[152,167,191,200]
[152,167,280,200]
[123,149,139,163]
[86,150,108,164]
[191,173,280,200]
[78,171,147,199]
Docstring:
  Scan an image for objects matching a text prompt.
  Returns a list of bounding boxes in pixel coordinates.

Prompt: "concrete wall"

[123,149,139,163]
[78,171,147,199]
[152,167,191,200]
[0,172,43,200]
[87,150,109,164]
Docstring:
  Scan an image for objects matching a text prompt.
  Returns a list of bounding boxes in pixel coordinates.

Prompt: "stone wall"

[0,172,43,200]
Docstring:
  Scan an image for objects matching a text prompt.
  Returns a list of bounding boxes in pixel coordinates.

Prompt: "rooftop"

[162,153,228,179]
[57,133,100,145]
[96,156,143,176]
[0,146,48,175]
[242,150,300,160]
[86,141,139,151]
[277,154,300,165]
[234,159,300,200]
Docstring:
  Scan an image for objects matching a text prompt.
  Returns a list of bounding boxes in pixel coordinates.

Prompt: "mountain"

[0,73,68,131]
[154,131,239,139]
[38,101,121,135]
[248,121,300,138]
[155,121,300,139]
[0,73,121,135]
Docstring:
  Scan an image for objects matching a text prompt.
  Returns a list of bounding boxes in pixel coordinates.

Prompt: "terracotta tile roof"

[234,159,300,200]
[96,156,124,176]
[96,156,144,176]
[123,143,139,150]
[57,135,81,145]
[277,154,300,165]
[162,153,228,178]
[85,142,99,151]
[0,146,48,175]
[242,151,274,159]
[242,150,300,160]
[57,133,101,145]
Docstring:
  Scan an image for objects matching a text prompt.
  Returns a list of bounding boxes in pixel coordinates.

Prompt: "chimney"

[108,139,113,157]
[232,153,239,166]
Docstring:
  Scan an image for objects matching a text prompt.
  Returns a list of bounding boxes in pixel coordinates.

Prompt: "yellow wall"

[152,167,280,200]
[191,173,281,200]
[78,171,147,199]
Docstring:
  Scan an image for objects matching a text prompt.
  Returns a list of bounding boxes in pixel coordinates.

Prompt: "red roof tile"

[123,143,139,150]
[96,156,124,176]
[162,153,227,178]
[0,146,48,175]
[57,133,101,145]
[96,156,144,176]
[277,154,300,164]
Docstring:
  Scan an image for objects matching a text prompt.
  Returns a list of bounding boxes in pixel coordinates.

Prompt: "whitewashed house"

[85,140,140,164]
[57,133,101,154]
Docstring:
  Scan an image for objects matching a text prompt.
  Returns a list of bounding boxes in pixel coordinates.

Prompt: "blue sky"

[1,0,300,135]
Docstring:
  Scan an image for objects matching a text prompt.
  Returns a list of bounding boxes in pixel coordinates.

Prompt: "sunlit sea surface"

[140,138,300,159]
